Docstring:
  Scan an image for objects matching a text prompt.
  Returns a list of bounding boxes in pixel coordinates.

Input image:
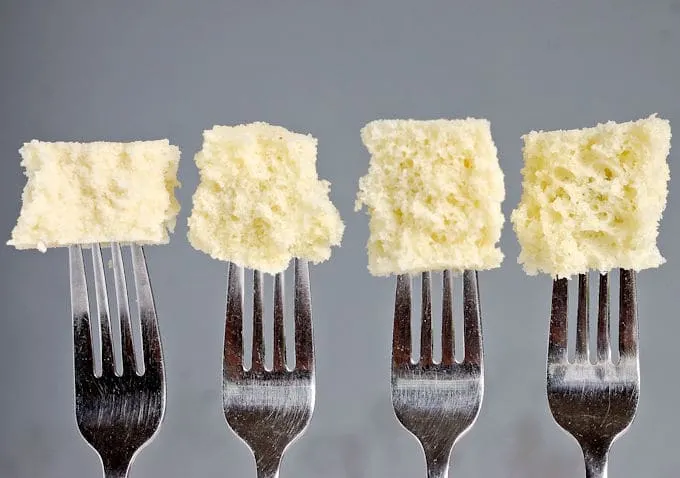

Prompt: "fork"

[70,243,166,478]
[391,270,484,478]
[223,259,315,478]
[547,270,640,478]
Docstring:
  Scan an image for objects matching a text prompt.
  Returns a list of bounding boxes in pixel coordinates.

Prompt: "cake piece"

[355,118,505,276]
[511,115,671,278]
[187,122,344,273]
[8,140,181,251]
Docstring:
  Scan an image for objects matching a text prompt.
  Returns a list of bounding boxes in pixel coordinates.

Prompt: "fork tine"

[596,273,611,362]
[70,245,94,375]
[131,245,162,374]
[251,270,265,372]
[92,243,114,375]
[575,273,589,362]
[225,262,244,376]
[441,270,454,366]
[273,271,286,371]
[549,278,569,363]
[112,242,136,375]
[392,274,412,367]
[463,270,482,365]
[294,259,314,372]
[420,272,433,365]
[619,269,638,359]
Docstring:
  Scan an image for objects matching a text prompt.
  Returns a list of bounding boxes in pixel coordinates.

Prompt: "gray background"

[1,1,678,476]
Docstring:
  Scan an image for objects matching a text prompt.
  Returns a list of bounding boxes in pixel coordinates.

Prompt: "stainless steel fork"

[391,270,484,478]
[71,243,166,478]
[223,259,315,478]
[547,270,640,478]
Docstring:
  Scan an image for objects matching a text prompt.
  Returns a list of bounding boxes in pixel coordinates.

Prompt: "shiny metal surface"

[391,270,484,478]
[70,244,166,478]
[547,270,640,478]
[223,259,315,478]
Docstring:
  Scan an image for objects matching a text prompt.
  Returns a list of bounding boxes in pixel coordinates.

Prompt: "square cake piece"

[511,115,671,278]
[8,140,181,251]
[187,122,344,273]
[355,118,505,276]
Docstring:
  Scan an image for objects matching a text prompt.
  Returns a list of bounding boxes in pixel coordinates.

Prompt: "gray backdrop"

[1,1,678,477]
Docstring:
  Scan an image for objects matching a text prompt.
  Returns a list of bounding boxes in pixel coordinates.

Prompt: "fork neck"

[583,447,609,478]
[426,463,448,478]
[256,465,280,478]
[101,453,132,478]
[425,450,450,478]
[256,454,282,478]
[103,463,130,478]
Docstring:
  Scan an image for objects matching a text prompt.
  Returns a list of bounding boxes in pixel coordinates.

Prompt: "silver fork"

[547,270,640,478]
[70,243,166,478]
[391,270,484,478]
[223,259,315,478]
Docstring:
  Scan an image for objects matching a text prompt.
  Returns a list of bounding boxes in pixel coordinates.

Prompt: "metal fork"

[391,270,484,478]
[70,243,166,478]
[223,259,315,478]
[547,270,640,478]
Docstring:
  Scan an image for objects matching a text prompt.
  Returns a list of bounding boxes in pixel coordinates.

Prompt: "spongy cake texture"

[8,140,181,251]
[511,115,671,278]
[187,122,344,273]
[355,118,505,276]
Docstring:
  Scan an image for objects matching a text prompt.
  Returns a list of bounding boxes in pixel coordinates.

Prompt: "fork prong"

[131,245,163,375]
[225,262,244,377]
[392,274,412,367]
[619,269,638,359]
[420,272,433,365]
[251,270,265,372]
[441,270,454,366]
[273,271,287,371]
[597,273,611,362]
[70,245,94,375]
[92,243,114,375]
[463,270,482,365]
[549,278,569,363]
[294,259,314,372]
[112,242,136,375]
[575,273,589,362]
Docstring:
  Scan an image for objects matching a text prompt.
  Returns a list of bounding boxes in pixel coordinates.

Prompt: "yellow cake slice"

[356,118,505,276]
[187,122,344,273]
[511,115,671,278]
[8,140,181,251]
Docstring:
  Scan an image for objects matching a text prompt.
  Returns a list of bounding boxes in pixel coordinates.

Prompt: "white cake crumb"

[356,118,505,276]
[187,122,344,273]
[511,115,671,278]
[8,140,181,250]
